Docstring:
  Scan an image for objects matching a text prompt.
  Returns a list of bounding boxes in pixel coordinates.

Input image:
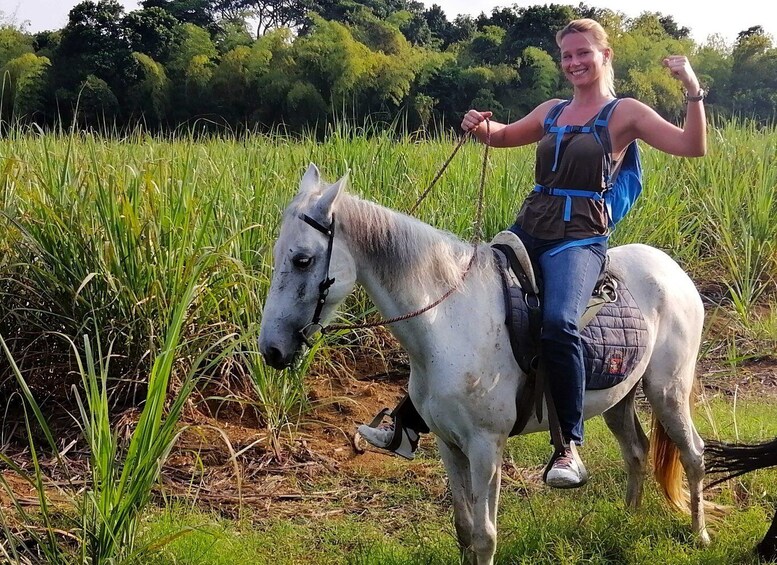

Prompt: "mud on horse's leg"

[466,436,505,565]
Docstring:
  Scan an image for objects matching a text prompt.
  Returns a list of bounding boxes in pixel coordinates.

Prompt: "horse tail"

[651,414,690,513]
[705,438,777,488]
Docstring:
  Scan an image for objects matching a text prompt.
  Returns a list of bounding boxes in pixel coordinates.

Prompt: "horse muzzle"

[258,328,306,370]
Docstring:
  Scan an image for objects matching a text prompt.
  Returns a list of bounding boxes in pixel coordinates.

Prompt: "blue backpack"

[541,98,643,228]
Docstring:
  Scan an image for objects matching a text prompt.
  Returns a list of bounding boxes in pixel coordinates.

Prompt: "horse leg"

[437,439,475,563]
[602,383,650,508]
[465,435,504,565]
[757,503,777,561]
[644,368,710,545]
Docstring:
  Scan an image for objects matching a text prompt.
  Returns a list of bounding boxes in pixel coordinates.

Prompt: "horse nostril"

[263,346,285,368]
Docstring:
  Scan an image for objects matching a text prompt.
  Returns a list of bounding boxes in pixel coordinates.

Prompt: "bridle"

[297,212,336,347]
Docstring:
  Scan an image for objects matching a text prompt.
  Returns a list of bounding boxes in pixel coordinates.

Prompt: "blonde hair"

[556,18,616,96]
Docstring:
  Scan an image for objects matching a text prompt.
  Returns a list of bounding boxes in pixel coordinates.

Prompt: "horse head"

[259,164,357,369]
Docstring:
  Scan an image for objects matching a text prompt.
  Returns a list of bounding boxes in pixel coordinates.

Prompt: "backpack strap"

[544,100,597,172]
[543,100,570,132]
[592,98,622,187]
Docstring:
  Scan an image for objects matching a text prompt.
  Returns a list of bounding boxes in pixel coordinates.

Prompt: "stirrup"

[357,407,419,460]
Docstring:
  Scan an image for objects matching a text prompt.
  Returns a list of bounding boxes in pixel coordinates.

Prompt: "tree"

[127,52,169,122]
[242,0,316,35]
[141,0,218,32]
[51,1,134,102]
[77,74,120,125]
[518,46,558,110]
[475,6,518,32]
[123,6,178,62]
[459,25,505,67]
[32,30,61,59]
[450,15,476,44]
[210,45,251,120]
[0,25,33,68]
[729,27,777,121]
[1,52,50,118]
[166,22,218,77]
[500,4,577,65]
[294,17,373,105]
[165,23,217,117]
[694,35,733,108]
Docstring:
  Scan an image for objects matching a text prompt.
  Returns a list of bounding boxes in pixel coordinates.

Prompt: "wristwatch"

[684,88,705,102]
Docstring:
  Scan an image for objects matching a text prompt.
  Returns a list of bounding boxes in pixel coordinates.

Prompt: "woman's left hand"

[662,55,700,92]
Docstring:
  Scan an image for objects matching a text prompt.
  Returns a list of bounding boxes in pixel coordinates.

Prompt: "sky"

[0,0,774,46]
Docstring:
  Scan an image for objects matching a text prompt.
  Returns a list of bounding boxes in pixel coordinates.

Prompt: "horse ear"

[299,163,321,195]
[315,171,348,218]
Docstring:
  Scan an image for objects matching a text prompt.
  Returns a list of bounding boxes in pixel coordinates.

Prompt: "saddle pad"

[580,281,647,389]
[501,263,647,390]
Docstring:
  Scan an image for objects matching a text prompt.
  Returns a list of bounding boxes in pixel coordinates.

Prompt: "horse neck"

[337,193,480,322]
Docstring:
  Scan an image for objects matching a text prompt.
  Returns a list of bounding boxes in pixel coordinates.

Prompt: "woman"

[359,18,706,488]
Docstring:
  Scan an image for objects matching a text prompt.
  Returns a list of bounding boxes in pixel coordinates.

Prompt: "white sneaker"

[544,442,589,489]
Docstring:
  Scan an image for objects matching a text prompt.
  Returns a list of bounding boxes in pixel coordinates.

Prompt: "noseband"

[298,212,335,346]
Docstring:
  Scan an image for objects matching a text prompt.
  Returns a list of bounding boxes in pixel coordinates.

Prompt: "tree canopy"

[0,0,772,130]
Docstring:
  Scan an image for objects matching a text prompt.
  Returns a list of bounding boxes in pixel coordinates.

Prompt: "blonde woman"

[360,18,706,489]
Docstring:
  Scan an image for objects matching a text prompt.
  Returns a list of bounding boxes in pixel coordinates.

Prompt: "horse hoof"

[698,529,711,547]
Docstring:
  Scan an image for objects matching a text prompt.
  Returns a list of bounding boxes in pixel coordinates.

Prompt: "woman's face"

[559,31,609,89]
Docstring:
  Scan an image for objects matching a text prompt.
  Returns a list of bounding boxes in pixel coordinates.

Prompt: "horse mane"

[337,192,488,291]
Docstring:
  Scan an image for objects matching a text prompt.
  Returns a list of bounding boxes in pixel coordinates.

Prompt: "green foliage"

[0,268,210,564]
[78,74,120,123]
[1,52,50,118]
[124,6,179,62]
[167,22,218,77]
[130,52,170,122]
[519,46,559,110]
[0,25,33,68]
[0,0,775,131]
[729,29,777,121]
[295,17,372,104]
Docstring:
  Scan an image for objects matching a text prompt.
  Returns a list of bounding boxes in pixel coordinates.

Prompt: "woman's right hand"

[461,110,493,133]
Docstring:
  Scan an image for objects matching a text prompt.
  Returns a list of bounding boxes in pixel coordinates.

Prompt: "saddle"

[489,230,643,440]
[491,230,617,372]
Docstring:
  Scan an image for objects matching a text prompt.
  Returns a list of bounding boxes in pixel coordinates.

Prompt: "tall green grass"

[0,119,774,431]
[0,258,222,563]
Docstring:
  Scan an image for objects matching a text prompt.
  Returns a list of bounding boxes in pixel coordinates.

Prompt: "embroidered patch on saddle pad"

[580,281,647,390]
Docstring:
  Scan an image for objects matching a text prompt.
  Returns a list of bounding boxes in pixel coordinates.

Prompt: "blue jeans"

[509,224,607,444]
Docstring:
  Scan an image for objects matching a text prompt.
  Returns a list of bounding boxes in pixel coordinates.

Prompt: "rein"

[298,122,491,342]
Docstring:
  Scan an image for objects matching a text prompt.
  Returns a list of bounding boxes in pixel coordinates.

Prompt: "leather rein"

[298,123,491,346]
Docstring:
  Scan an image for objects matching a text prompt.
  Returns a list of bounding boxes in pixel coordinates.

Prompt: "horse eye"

[292,255,313,269]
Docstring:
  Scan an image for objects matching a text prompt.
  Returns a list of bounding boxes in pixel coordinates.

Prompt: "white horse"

[258,164,710,564]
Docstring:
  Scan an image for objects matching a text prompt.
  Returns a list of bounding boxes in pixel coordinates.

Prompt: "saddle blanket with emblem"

[502,268,648,391]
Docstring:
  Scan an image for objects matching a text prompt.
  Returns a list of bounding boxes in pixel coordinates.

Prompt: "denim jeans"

[509,224,607,444]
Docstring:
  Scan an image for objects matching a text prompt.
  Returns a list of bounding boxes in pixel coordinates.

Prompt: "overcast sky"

[1,0,773,46]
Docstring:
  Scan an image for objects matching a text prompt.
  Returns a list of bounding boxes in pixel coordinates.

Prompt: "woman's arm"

[461,99,562,148]
[618,56,706,157]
